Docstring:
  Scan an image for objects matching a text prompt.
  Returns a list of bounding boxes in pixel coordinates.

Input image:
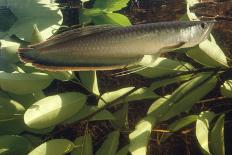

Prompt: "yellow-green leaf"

[71,134,93,155]
[220,80,232,98]
[24,92,87,129]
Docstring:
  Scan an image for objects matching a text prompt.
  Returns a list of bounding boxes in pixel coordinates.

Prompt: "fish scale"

[18,20,215,71]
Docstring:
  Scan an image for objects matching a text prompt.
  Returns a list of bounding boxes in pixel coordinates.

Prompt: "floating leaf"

[196,111,216,155]
[220,80,232,98]
[24,92,87,129]
[92,13,131,26]
[0,71,53,94]
[0,135,31,155]
[71,134,93,155]
[0,96,25,121]
[28,139,74,155]
[210,114,225,155]
[160,73,217,121]
[136,57,192,78]
[96,131,120,155]
[93,0,130,12]
[98,87,158,107]
[79,71,100,95]
[187,40,228,68]
[129,116,156,155]
[63,105,115,124]
[160,115,198,142]
[116,145,129,155]
[2,0,62,41]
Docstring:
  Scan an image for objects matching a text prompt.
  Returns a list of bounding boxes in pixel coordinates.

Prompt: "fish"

[18,20,215,72]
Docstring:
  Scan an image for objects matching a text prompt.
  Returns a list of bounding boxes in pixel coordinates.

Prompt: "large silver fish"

[18,20,215,71]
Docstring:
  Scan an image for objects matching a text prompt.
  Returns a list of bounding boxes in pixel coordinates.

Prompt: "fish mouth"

[200,21,215,42]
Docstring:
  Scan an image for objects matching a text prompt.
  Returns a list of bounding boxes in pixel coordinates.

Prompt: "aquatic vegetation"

[0,0,230,155]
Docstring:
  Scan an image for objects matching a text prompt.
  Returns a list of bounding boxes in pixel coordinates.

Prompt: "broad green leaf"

[2,0,62,41]
[96,131,120,155]
[220,80,232,98]
[45,71,74,81]
[136,57,192,78]
[187,40,228,68]
[149,74,193,90]
[92,13,131,26]
[24,92,87,129]
[26,126,55,134]
[0,40,20,63]
[0,135,31,155]
[71,134,93,155]
[147,96,170,115]
[30,24,45,44]
[98,87,158,107]
[0,96,25,121]
[160,115,198,142]
[210,114,225,155]
[0,71,53,94]
[28,139,74,155]
[94,0,130,12]
[129,116,156,155]
[160,73,217,121]
[63,105,115,124]
[196,111,216,155]
[79,71,100,95]
[116,145,129,155]
[112,104,128,129]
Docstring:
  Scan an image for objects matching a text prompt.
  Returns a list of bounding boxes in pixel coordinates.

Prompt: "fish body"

[18,20,215,71]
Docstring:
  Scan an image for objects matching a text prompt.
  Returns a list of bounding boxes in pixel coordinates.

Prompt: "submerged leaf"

[79,71,100,95]
[0,40,20,63]
[71,134,93,155]
[24,92,87,129]
[129,116,156,155]
[116,145,129,155]
[94,0,130,12]
[30,24,45,44]
[220,80,232,98]
[196,111,216,155]
[0,135,31,155]
[210,114,225,155]
[28,139,74,155]
[96,131,120,155]
[93,13,131,26]
[0,71,53,94]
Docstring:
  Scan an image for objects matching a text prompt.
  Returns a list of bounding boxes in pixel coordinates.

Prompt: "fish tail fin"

[18,48,37,63]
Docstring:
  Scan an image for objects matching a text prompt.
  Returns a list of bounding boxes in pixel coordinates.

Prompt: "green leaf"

[0,135,31,155]
[31,24,45,44]
[196,111,216,155]
[129,116,156,155]
[149,74,193,90]
[136,57,192,78]
[22,134,42,147]
[94,0,130,12]
[0,96,25,121]
[115,145,129,155]
[92,13,131,26]
[98,87,158,107]
[24,92,87,129]
[28,139,74,155]
[159,73,217,121]
[63,105,115,124]
[210,114,225,155]
[71,134,93,155]
[45,71,74,81]
[220,80,232,98]
[0,118,25,135]
[0,71,53,94]
[79,71,100,95]
[112,104,129,129]
[187,40,228,68]
[2,0,62,41]
[186,0,199,20]
[0,40,20,63]
[96,131,120,155]
[160,115,198,142]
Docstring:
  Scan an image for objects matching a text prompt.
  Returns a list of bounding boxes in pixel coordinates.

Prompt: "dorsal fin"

[29,24,120,49]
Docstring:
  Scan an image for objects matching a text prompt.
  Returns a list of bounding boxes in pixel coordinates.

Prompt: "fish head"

[183,20,215,47]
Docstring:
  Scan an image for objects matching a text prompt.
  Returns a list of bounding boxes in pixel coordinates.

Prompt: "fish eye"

[201,22,206,29]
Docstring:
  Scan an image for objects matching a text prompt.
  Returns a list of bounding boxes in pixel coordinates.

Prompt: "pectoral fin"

[160,41,186,53]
